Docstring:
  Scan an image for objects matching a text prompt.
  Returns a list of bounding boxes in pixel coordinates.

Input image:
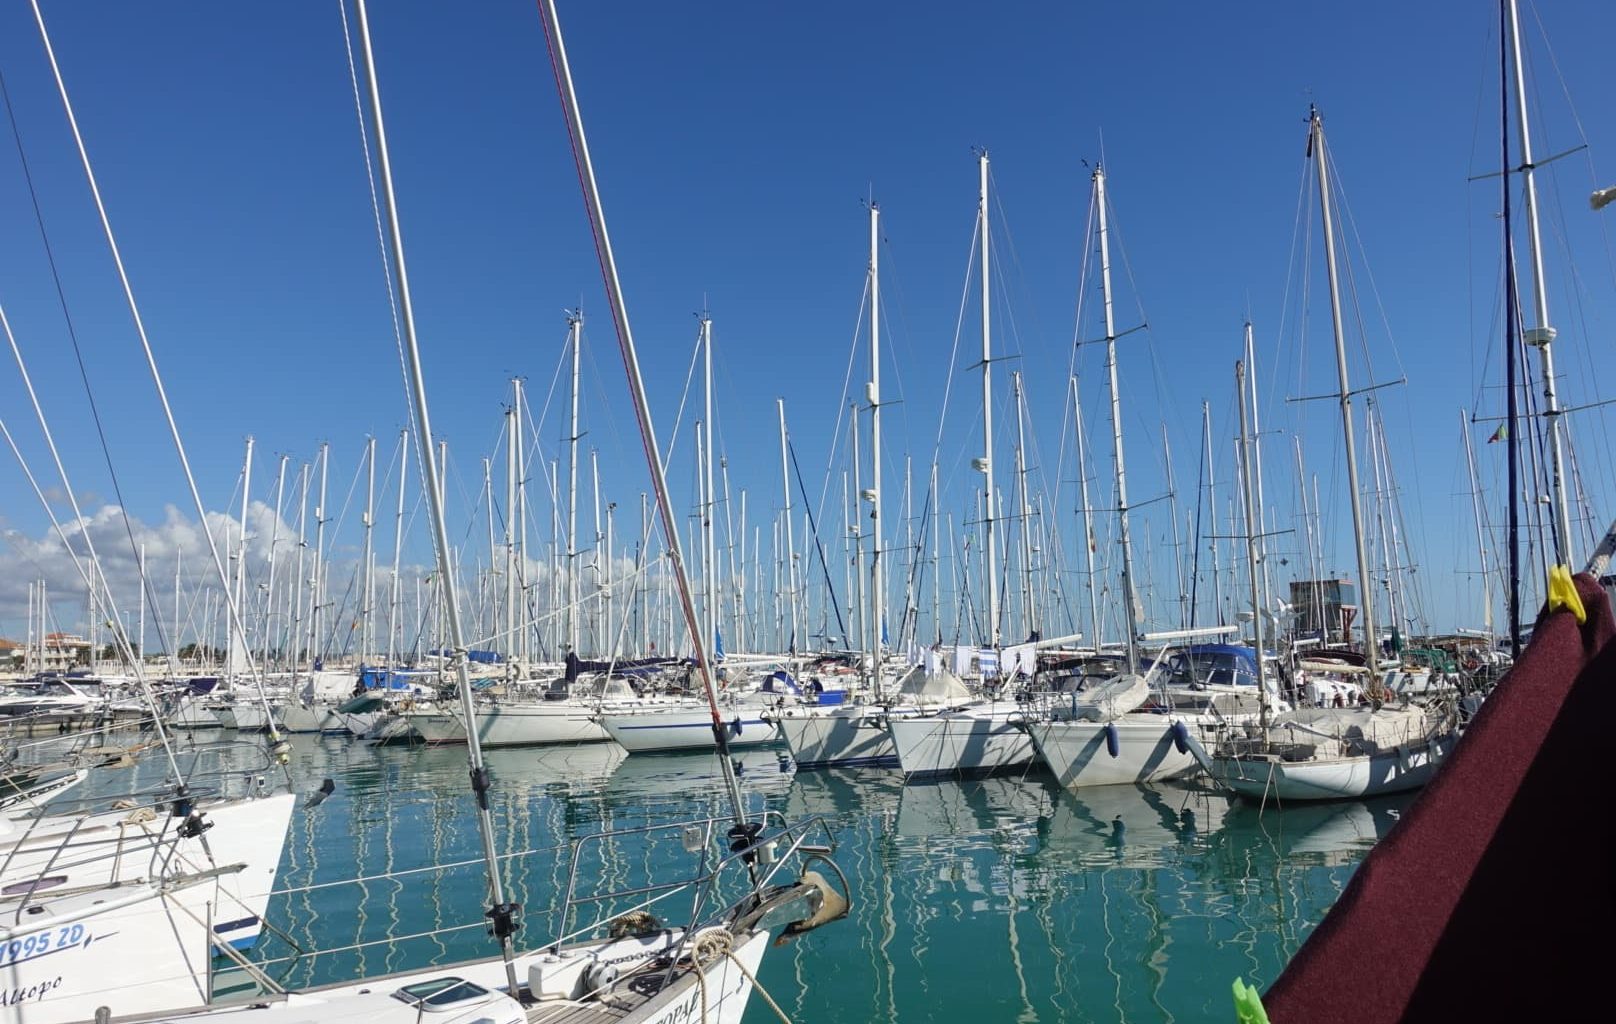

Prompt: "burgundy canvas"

[1262,572,1615,1022]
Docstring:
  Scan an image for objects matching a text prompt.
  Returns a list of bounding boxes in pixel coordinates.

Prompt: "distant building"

[1289,579,1358,644]
[36,633,92,673]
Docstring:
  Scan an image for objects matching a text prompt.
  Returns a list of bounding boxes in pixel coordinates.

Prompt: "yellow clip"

[1547,564,1586,625]
[1232,978,1271,1024]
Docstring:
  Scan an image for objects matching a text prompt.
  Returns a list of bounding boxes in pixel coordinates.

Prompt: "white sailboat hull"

[145,923,772,1024]
[277,702,343,734]
[599,706,779,753]
[889,706,1035,777]
[336,710,385,737]
[220,702,275,733]
[169,697,224,729]
[1206,732,1457,802]
[1,880,225,1024]
[1028,716,1202,789]
[775,705,896,768]
[409,703,610,747]
[1,792,296,952]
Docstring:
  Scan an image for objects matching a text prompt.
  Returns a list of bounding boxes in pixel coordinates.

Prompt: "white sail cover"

[1280,705,1435,752]
[892,666,974,706]
[1065,673,1151,722]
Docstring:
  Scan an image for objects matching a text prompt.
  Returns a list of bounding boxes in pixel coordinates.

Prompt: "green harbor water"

[84,733,1406,1022]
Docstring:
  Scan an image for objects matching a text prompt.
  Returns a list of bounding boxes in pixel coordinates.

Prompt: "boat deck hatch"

[392,977,490,1011]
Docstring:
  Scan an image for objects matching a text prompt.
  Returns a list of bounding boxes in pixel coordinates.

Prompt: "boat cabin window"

[1164,651,1257,689]
[2,875,67,895]
[391,977,490,1010]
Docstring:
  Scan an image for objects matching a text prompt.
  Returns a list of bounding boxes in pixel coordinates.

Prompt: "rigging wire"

[27,0,286,754]
[0,57,188,670]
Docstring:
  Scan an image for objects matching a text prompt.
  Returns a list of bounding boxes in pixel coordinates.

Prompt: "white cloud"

[0,501,676,657]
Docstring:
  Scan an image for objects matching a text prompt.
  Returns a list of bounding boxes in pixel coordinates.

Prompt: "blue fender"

[1171,721,1190,755]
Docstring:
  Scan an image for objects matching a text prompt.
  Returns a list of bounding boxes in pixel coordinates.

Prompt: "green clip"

[1547,564,1586,625]
[1232,978,1271,1024]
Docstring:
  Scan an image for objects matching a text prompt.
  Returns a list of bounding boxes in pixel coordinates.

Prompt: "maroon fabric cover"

[1263,572,1615,1022]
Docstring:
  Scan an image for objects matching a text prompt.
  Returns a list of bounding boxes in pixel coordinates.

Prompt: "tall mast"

[229,436,254,678]
[565,311,582,657]
[389,429,409,665]
[291,464,308,678]
[1310,107,1380,682]
[537,0,749,827]
[1071,375,1101,647]
[696,421,709,651]
[351,0,519,985]
[362,434,377,666]
[504,398,518,664]
[604,500,615,652]
[437,439,449,646]
[562,311,581,652]
[549,459,559,656]
[867,201,885,670]
[1499,7,1523,658]
[137,543,147,667]
[1505,0,1573,566]
[721,457,740,654]
[930,461,941,644]
[1012,371,1037,638]
[311,442,329,671]
[639,491,650,655]
[1161,423,1187,630]
[591,448,603,650]
[848,403,866,667]
[1094,165,1141,672]
[1205,401,1225,626]
[515,379,530,664]
[1243,322,1273,627]
[701,315,717,659]
[1366,409,1397,638]
[1236,359,1268,734]
[901,458,914,651]
[482,457,496,645]
[1461,410,1494,636]
[841,472,853,650]
[778,398,801,658]
[977,151,1000,648]
[264,455,287,667]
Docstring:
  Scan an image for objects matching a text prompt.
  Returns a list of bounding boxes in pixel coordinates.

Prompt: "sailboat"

[1187,108,1458,803]
[888,151,1049,778]
[1022,163,1256,790]
[594,316,782,754]
[775,192,981,769]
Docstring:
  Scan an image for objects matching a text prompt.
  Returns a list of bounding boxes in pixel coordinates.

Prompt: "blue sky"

[1,0,1613,645]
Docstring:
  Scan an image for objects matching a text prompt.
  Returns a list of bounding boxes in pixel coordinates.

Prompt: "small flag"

[1487,424,1508,444]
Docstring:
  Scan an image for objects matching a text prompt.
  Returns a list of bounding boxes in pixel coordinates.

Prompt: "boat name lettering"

[649,989,701,1024]
[0,925,87,966]
[0,976,63,1005]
